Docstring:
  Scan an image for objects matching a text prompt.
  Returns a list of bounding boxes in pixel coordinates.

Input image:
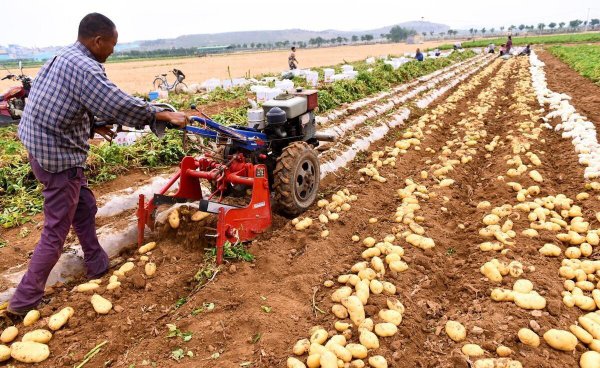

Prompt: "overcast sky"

[2,0,599,48]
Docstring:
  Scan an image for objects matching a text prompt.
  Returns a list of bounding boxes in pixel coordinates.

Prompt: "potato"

[320,350,338,368]
[107,281,121,290]
[389,260,409,273]
[570,324,593,344]
[359,329,379,349]
[518,328,540,347]
[461,343,485,357]
[539,243,562,257]
[386,298,405,314]
[329,343,352,362]
[23,310,41,327]
[0,326,18,343]
[513,292,546,310]
[579,316,600,339]
[75,282,100,292]
[369,280,384,294]
[379,309,402,326]
[581,351,600,368]
[10,341,50,363]
[119,261,135,273]
[145,262,157,276]
[358,318,374,332]
[346,344,368,359]
[445,320,466,342]
[381,281,396,295]
[306,354,321,368]
[191,211,210,222]
[368,355,387,368]
[138,241,157,254]
[343,296,365,326]
[91,294,113,314]
[332,304,349,319]
[309,342,327,355]
[374,323,397,337]
[22,329,52,344]
[529,170,543,183]
[326,335,346,347]
[542,329,577,351]
[481,262,503,282]
[168,209,180,228]
[0,345,10,362]
[512,279,533,294]
[287,357,307,368]
[335,321,352,332]
[309,329,328,345]
[332,287,353,302]
[496,345,512,357]
[293,339,310,356]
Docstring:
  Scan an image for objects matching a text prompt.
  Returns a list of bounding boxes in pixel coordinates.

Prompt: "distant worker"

[8,12,187,316]
[499,44,507,56]
[519,44,531,56]
[288,46,298,70]
[434,48,441,57]
[415,48,424,61]
[488,43,495,53]
[506,35,513,54]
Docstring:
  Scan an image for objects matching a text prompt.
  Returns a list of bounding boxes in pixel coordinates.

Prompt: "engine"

[247,89,319,151]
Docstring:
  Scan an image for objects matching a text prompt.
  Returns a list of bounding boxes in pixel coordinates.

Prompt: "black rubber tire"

[273,141,320,216]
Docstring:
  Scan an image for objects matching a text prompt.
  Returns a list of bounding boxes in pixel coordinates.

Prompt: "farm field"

[437,32,600,50]
[548,45,600,85]
[2,44,600,368]
[0,41,454,94]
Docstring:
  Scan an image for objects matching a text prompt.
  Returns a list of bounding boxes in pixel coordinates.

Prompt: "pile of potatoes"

[294,189,357,236]
[394,180,436,250]
[490,278,546,310]
[0,307,74,363]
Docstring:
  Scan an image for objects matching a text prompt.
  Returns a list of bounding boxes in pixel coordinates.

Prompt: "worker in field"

[289,46,298,70]
[506,35,513,54]
[8,12,187,315]
[415,48,424,61]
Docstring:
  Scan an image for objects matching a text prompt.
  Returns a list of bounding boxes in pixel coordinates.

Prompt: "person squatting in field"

[8,12,187,315]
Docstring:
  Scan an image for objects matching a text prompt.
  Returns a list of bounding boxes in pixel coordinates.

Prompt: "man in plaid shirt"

[9,13,187,314]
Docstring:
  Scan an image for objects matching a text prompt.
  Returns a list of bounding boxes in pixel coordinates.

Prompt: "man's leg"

[9,159,80,312]
[72,184,109,279]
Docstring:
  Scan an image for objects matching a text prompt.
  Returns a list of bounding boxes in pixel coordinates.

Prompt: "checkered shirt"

[18,41,160,173]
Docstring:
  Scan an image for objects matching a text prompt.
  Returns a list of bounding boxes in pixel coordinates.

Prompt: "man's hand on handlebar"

[155,111,188,128]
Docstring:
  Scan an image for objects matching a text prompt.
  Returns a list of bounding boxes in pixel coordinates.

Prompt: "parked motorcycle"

[0,62,32,127]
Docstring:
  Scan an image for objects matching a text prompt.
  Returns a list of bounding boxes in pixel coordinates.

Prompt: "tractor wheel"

[273,141,320,216]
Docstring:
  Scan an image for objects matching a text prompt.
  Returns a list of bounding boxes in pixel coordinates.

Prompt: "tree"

[351,35,359,42]
[548,22,557,30]
[385,26,415,42]
[429,31,434,36]
[481,27,486,34]
[490,28,495,34]
[250,42,255,48]
[439,32,445,37]
[473,29,478,34]
[469,28,474,35]
[422,32,427,37]
[242,43,247,48]
[364,34,374,41]
[336,36,343,44]
[518,24,525,31]
[500,26,505,32]
[569,19,582,29]
[559,22,565,29]
[509,25,516,31]
[591,19,600,28]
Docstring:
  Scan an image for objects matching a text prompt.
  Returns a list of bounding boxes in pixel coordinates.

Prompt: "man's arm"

[81,69,186,128]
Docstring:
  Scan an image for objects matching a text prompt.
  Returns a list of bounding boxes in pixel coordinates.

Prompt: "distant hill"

[127,21,449,50]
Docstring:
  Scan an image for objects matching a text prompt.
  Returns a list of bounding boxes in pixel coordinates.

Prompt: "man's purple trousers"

[9,155,109,312]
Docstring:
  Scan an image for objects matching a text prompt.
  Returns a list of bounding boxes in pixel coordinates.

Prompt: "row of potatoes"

[0,240,160,364]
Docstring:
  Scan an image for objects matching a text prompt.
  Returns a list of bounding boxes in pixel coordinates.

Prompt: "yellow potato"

[343,296,365,326]
[518,328,540,347]
[581,351,600,368]
[332,304,348,319]
[10,341,50,363]
[23,310,41,327]
[306,354,321,368]
[369,280,384,294]
[329,343,352,362]
[496,345,512,357]
[386,298,405,314]
[138,241,157,254]
[0,344,10,362]
[287,357,307,368]
[359,329,379,349]
[579,317,600,339]
[570,324,593,344]
[543,329,577,351]
[168,209,180,229]
[119,261,135,273]
[345,343,368,359]
[191,211,210,222]
[332,287,353,302]
[358,318,374,332]
[0,326,18,343]
[48,307,75,331]
[374,323,397,337]
[22,329,52,344]
[319,350,338,368]
[513,292,546,310]
[461,343,485,357]
[379,309,402,326]
[91,294,113,314]
[75,282,100,292]
[106,281,121,290]
[473,358,523,368]
[293,339,310,356]
[145,262,157,276]
[334,321,352,332]
[445,320,466,342]
[368,355,388,368]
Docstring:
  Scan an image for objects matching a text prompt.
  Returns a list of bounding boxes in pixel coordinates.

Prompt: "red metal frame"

[137,155,272,264]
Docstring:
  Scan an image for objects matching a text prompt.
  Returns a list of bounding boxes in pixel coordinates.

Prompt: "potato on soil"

[473,358,523,368]
[580,351,600,368]
[346,343,368,359]
[23,310,41,327]
[287,357,307,368]
[138,241,157,254]
[48,307,74,331]
[91,294,113,314]
[368,355,388,368]
[319,350,338,368]
[293,339,310,355]
[0,326,18,343]
[462,343,485,357]
[542,329,577,351]
[145,262,157,276]
[359,329,379,349]
[168,209,180,228]
[10,341,50,363]
[518,328,540,347]
[22,329,52,344]
[0,345,10,362]
[445,320,467,342]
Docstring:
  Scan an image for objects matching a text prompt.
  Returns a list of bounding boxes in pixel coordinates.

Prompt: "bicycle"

[152,69,188,91]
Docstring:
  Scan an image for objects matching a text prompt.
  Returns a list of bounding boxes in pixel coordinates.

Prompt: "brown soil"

[2,54,597,368]
[537,49,600,134]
